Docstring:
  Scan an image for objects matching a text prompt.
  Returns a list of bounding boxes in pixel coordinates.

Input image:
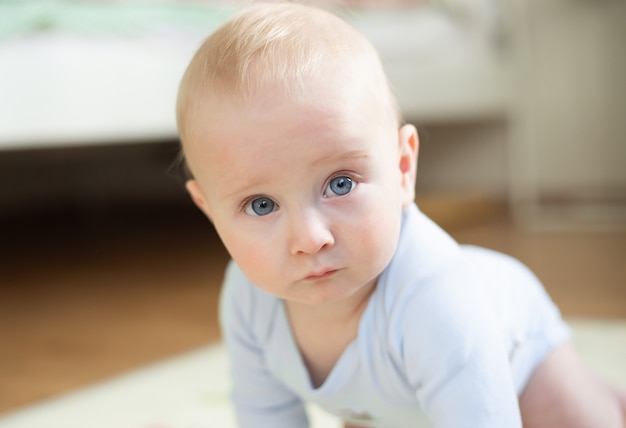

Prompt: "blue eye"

[324,176,354,197]
[245,197,276,216]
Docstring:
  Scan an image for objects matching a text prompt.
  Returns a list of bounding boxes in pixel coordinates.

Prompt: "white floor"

[1,319,624,428]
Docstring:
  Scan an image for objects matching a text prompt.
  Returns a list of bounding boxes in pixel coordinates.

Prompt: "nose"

[287,207,334,256]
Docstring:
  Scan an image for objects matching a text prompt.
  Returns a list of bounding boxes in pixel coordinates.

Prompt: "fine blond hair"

[176,2,400,148]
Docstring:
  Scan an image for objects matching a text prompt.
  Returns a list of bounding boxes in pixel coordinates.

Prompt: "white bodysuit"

[219,203,571,428]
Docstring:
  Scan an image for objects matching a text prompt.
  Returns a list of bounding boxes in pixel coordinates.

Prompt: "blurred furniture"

[0,1,507,150]
[2,1,623,229]
[507,0,626,230]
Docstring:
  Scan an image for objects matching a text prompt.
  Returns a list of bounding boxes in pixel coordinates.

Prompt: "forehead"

[198,93,373,176]
[184,71,395,180]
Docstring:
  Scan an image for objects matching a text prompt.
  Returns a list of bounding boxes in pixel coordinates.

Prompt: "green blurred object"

[0,0,235,39]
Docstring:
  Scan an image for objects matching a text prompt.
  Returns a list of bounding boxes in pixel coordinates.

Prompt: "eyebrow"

[311,149,370,167]
[222,149,371,201]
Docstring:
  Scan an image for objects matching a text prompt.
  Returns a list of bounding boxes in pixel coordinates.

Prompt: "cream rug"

[1,319,624,428]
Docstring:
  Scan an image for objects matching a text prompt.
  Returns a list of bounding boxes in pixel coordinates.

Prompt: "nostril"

[288,210,334,255]
[290,232,334,256]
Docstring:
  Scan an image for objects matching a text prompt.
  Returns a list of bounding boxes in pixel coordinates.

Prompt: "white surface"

[355,8,508,123]
[0,319,624,428]
[0,344,340,428]
[0,33,196,149]
[0,6,507,151]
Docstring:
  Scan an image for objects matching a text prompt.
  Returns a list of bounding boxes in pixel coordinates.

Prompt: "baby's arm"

[396,272,523,427]
[519,341,624,428]
[220,262,309,428]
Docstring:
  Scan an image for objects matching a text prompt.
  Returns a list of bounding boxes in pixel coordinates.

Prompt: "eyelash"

[239,171,359,214]
[323,172,357,197]
[239,195,274,213]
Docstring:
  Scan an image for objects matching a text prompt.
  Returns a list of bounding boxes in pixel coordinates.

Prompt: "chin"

[304,280,365,305]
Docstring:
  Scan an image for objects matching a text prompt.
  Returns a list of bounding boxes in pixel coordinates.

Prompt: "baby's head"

[177,2,419,305]
[177,2,401,155]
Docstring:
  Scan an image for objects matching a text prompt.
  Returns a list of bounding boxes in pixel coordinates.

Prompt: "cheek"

[215,224,282,283]
[365,209,400,252]
[341,193,402,265]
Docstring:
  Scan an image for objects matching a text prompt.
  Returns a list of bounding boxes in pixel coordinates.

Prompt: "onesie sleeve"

[393,267,523,428]
[219,261,309,428]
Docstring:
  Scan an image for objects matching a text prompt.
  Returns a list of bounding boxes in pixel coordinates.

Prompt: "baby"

[176,3,625,427]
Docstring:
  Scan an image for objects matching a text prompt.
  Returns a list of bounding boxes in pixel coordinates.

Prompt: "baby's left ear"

[185,179,212,220]
[398,124,419,205]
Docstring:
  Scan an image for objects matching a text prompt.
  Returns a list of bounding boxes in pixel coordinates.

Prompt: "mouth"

[304,269,338,281]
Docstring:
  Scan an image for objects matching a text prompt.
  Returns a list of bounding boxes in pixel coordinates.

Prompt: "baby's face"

[185,78,416,306]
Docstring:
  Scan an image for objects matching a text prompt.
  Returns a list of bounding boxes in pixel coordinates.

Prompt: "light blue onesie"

[219,202,572,428]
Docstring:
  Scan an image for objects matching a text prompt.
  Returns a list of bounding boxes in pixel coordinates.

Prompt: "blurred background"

[1,0,625,418]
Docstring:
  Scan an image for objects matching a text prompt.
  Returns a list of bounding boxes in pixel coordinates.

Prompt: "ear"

[185,179,212,219]
[398,124,419,206]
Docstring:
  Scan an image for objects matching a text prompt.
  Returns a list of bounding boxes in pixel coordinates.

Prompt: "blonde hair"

[176,2,400,148]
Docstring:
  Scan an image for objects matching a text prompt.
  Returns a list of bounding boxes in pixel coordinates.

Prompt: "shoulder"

[219,260,256,319]
[380,205,506,374]
[370,206,522,424]
[219,260,281,345]
[381,204,481,318]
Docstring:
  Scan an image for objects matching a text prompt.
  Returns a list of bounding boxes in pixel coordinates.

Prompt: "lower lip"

[305,270,338,281]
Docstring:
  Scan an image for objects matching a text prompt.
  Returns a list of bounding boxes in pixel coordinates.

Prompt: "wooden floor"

[1,198,625,414]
